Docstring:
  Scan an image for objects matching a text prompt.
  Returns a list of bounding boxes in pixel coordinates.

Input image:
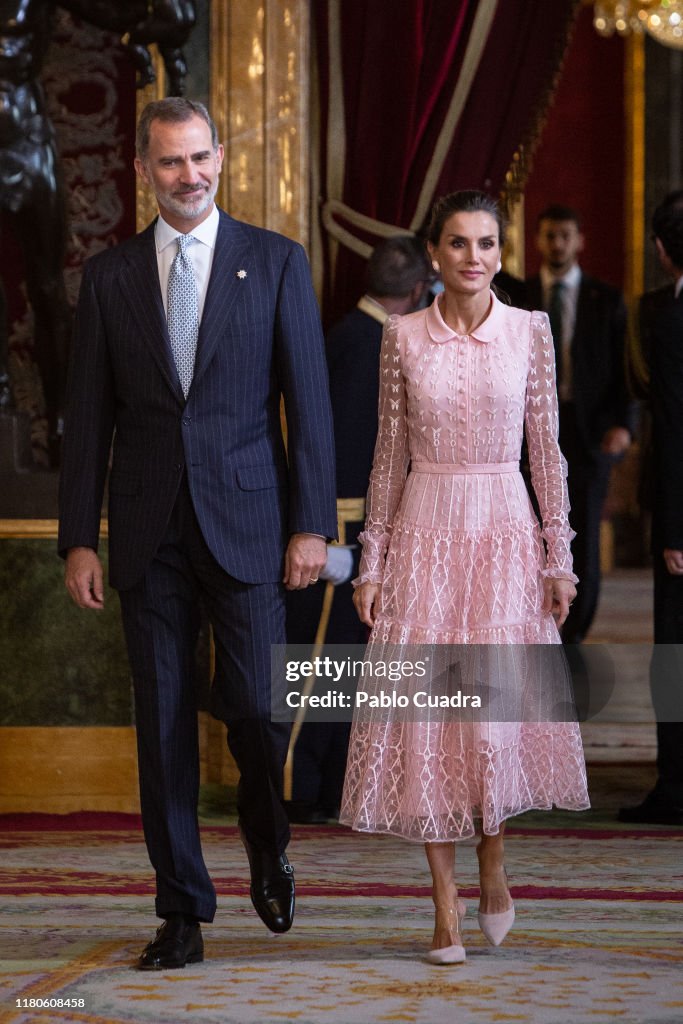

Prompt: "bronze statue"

[0,0,195,463]
[0,0,71,455]
[66,1,196,95]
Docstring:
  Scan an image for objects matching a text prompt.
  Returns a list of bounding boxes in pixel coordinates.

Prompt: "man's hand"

[283,533,328,590]
[353,582,381,628]
[663,549,683,575]
[65,547,105,610]
[542,576,577,627]
[600,427,631,456]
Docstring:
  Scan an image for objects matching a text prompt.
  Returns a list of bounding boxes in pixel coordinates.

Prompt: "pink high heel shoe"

[424,899,467,965]
[477,904,515,946]
[478,868,514,946]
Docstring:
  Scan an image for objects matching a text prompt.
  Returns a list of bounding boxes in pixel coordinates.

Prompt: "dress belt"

[411,461,519,474]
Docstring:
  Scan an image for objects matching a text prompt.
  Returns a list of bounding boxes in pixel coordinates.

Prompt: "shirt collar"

[425,290,505,344]
[357,294,390,325]
[540,262,581,291]
[155,204,220,253]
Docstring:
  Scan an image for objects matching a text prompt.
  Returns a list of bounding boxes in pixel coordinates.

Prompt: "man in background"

[285,235,433,823]
[619,191,683,826]
[526,204,636,643]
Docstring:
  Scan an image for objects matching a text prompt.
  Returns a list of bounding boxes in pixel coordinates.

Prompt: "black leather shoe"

[618,796,683,826]
[239,827,295,933]
[137,917,204,970]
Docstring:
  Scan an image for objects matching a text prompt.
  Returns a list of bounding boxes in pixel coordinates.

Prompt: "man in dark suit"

[620,191,683,825]
[58,99,337,966]
[526,205,636,643]
[285,235,433,823]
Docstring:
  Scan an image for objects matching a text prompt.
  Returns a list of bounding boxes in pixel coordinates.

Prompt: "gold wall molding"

[503,195,525,279]
[0,519,108,539]
[211,0,310,244]
[0,727,139,814]
[624,32,646,303]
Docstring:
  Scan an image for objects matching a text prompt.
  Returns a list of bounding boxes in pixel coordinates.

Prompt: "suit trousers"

[650,556,683,807]
[559,402,612,643]
[118,476,292,922]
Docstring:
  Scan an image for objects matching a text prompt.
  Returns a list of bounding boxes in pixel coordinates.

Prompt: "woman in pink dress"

[340,191,589,964]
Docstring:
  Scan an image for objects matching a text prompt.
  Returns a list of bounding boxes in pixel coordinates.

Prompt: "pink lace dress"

[340,293,590,841]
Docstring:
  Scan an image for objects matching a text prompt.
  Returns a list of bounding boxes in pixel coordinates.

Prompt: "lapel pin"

[237,269,247,279]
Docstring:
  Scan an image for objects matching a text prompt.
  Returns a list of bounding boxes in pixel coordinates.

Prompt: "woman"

[340,191,589,964]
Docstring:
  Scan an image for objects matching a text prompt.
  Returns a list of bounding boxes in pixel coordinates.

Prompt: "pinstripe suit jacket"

[58,209,337,589]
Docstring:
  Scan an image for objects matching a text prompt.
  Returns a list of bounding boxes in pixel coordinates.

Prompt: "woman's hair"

[427,190,506,247]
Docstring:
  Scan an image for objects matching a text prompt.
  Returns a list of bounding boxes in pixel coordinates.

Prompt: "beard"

[159,179,218,221]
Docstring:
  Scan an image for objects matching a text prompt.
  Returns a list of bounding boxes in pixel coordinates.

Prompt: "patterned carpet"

[1,810,682,1024]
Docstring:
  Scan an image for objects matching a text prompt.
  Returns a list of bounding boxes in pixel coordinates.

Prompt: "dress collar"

[425,290,504,344]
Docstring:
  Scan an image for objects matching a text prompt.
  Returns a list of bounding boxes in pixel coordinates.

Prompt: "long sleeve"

[354,317,410,584]
[525,311,577,582]
[610,292,639,435]
[274,243,338,540]
[58,260,116,558]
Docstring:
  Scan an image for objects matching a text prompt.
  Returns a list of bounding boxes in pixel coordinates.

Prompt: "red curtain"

[315,0,580,324]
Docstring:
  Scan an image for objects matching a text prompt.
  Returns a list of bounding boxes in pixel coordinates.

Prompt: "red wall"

[524,5,626,288]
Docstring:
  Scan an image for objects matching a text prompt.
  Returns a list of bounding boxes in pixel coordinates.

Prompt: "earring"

[432,260,440,274]
[496,260,502,273]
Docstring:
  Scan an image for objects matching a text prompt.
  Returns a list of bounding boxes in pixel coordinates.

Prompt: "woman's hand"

[542,577,577,627]
[353,582,381,627]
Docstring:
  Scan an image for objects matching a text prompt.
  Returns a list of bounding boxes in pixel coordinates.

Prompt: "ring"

[309,577,319,584]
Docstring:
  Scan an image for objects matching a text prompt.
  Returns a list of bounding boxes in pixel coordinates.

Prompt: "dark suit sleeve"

[609,291,638,435]
[274,243,338,540]
[57,260,116,557]
[651,300,683,550]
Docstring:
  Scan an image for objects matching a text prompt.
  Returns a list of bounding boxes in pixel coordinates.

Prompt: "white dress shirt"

[540,262,581,403]
[155,205,220,321]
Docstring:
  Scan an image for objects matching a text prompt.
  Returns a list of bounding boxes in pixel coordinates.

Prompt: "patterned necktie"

[548,280,565,387]
[167,234,199,398]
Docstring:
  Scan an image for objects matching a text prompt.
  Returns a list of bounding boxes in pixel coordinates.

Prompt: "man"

[619,191,683,826]
[526,205,636,643]
[285,235,433,823]
[58,98,337,967]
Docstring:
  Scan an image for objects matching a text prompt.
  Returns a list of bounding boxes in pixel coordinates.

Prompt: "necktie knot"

[176,233,196,256]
